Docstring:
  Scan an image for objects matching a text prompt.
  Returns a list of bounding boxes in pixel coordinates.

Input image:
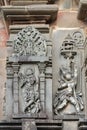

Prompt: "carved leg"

[55,99,67,114]
[75,103,80,112]
[79,103,84,110]
[69,96,80,112]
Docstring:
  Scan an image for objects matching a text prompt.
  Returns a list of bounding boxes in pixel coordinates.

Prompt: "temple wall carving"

[0,0,87,130]
[5,25,52,119]
[52,29,87,121]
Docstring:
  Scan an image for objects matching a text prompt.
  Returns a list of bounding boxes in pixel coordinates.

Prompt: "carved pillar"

[38,63,46,112]
[46,40,52,118]
[45,63,52,118]
[84,57,87,117]
[5,58,13,117]
[12,63,19,115]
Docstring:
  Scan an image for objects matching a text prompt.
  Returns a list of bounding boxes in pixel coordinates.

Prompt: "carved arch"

[14,26,47,56]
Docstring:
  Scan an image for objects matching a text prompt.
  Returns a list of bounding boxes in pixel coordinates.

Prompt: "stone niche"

[52,28,87,120]
[5,25,53,119]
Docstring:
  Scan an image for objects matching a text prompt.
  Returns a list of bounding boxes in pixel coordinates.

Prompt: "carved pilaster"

[5,58,13,117]
[12,63,19,115]
[4,0,57,5]
[45,64,52,118]
[38,63,46,112]
[6,58,13,79]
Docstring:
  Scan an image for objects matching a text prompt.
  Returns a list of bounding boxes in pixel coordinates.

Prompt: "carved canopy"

[13,26,47,56]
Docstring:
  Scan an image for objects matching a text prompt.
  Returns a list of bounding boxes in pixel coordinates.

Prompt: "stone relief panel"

[13,26,47,56]
[18,65,41,115]
[54,62,84,115]
[5,26,52,118]
[53,30,85,116]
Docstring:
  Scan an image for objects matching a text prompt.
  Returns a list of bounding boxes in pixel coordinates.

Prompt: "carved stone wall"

[1,0,87,130]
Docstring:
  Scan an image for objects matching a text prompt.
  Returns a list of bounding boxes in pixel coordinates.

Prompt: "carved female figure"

[19,68,41,114]
[54,63,84,115]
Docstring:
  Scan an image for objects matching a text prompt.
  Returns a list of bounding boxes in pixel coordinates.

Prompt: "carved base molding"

[78,119,87,130]
[2,0,57,5]
[1,119,87,130]
[2,5,58,26]
[54,114,85,121]
[12,112,47,119]
[0,120,63,130]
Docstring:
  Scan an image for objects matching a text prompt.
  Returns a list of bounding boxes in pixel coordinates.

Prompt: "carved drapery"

[18,66,41,115]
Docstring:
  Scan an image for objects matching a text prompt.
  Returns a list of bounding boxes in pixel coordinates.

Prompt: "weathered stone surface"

[5,25,52,119]
[52,28,86,119]
[56,0,80,9]
[1,5,58,26]
[0,58,6,119]
[78,0,87,21]
[0,0,4,6]
[55,11,87,28]
[0,13,8,47]
[0,121,22,130]
[1,1,87,130]
[64,121,78,130]
[22,120,37,130]
[78,119,87,130]
[3,0,57,5]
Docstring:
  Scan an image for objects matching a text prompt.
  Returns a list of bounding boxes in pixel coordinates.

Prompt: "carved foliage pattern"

[14,26,47,56]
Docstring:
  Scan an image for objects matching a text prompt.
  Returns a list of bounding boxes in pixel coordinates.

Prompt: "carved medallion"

[72,31,85,46]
